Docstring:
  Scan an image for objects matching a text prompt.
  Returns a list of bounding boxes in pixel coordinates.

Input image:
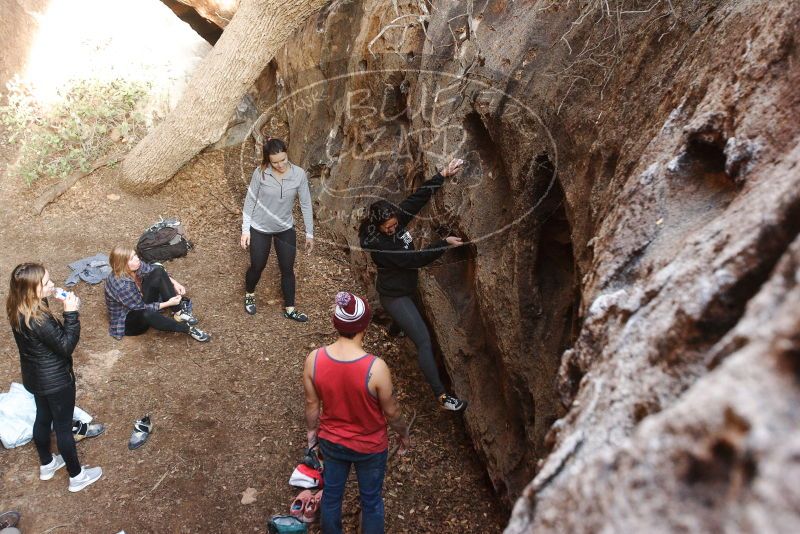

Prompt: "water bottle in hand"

[53,287,69,300]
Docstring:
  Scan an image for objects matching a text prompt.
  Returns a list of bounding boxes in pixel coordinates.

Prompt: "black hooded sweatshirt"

[360,173,449,297]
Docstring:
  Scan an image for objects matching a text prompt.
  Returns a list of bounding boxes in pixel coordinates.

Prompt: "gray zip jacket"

[241,163,314,237]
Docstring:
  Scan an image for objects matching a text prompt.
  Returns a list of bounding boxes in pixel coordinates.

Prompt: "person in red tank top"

[303,291,410,534]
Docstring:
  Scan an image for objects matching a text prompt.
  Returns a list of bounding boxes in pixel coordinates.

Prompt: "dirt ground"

[0,144,505,533]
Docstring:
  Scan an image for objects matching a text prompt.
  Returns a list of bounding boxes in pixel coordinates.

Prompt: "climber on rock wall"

[358,158,468,412]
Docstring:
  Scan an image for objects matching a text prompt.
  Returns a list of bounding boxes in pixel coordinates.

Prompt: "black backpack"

[136,217,193,262]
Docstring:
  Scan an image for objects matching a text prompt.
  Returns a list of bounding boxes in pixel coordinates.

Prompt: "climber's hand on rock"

[441,158,464,178]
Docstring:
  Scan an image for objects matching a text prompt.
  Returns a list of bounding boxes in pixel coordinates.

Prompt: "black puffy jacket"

[12,308,80,396]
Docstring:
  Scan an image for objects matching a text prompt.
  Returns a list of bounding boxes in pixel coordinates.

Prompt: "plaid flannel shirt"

[104,262,160,339]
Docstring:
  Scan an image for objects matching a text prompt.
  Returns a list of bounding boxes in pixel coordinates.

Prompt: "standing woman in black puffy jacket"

[6,263,102,493]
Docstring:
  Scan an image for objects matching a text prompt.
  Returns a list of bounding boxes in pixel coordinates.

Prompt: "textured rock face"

[221,0,800,528]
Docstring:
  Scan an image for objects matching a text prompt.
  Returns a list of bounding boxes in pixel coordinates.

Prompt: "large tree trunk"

[120,0,327,192]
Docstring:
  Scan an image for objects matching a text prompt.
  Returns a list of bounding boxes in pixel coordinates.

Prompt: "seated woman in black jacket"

[358,158,468,412]
[6,263,103,492]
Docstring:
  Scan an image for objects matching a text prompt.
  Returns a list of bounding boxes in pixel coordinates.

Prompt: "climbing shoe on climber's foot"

[388,322,406,338]
[284,308,308,323]
[439,393,467,412]
[174,298,198,325]
[189,326,211,342]
[244,293,257,315]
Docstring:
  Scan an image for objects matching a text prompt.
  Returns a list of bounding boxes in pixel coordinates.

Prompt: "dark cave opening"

[686,135,727,176]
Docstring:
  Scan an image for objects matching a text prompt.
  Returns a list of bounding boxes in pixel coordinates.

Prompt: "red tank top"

[314,346,388,454]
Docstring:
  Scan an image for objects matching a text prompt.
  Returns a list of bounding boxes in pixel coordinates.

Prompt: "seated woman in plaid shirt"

[104,246,210,342]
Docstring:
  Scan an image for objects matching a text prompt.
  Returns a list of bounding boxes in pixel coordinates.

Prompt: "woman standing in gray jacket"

[240,138,314,321]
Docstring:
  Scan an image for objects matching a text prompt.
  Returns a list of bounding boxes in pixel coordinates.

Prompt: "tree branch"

[32,151,125,215]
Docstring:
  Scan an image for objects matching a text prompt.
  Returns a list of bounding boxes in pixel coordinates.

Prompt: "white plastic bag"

[0,382,92,449]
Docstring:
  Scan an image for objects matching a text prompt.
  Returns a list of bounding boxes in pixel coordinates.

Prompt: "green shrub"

[0,77,150,184]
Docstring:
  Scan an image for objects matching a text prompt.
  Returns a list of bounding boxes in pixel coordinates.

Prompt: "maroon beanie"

[332,291,372,334]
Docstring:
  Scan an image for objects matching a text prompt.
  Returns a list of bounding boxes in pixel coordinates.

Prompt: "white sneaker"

[68,466,102,492]
[39,454,66,480]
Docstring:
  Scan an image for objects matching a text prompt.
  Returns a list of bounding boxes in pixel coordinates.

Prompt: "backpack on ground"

[136,217,193,262]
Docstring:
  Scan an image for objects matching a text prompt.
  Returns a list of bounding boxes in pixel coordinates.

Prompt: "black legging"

[124,266,190,336]
[33,383,81,477]
[379,294,445,397]
[245,227,297,306]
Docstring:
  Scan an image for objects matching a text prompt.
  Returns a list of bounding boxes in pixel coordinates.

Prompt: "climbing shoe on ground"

[439,393,468,412]
[0,511,21,530]
[244,293,257,315]
[284,309,308,323]
[72,421,106,442]
[189,326,211,342]
[68,466,102,492]
[39,454,66,480]
[128,415,153,450]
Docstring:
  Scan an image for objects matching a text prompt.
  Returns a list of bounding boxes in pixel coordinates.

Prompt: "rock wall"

[207,0,799,529]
